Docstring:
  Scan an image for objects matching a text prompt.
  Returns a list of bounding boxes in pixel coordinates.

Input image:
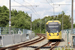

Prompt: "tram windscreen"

[48,25,59,33]
[46,24,60,33]
[46,22,61,33]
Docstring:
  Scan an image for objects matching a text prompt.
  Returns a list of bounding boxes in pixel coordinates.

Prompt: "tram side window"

[46,25,48,31]
[46,25,50,33]
[59,25,61,31]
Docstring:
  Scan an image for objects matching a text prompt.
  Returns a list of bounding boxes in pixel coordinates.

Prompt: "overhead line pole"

[30,14,32,31]
[40,19,41,34]
[71,0,73,48]
[53,4,55,19]
[9,0,11,34]
[45,19,46,34]
[71,0,73,34]
[62,13,63,30]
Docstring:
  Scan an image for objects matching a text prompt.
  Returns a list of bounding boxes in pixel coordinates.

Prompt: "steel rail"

[0,36,46,50]
[9,36,46,50]
[50,41,60,50]
[35,42,52,50]
[0,36,45,50]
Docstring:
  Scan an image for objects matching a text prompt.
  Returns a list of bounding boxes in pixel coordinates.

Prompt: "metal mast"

[62,13,63,30]
[30,14,32,31]
[71,0,73,47]
[71,0,73,34]
[9,0,11,34]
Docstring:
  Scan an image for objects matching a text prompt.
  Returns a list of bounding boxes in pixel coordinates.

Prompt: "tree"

[0,6,9,27]
[32,11,71,33]
[73,24,75,28]
[10,11,31,29]
[0,6,31,29]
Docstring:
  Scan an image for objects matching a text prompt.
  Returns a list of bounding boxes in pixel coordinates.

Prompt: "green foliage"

[10,11,30,29]
[73,24,75,28]
[55,47,73,50]
[32,11,71,33]
[0,5,9,27]
[0,6,30,29]
[0,5,71,33]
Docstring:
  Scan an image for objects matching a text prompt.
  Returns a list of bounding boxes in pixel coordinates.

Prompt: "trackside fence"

[0,27,35,47]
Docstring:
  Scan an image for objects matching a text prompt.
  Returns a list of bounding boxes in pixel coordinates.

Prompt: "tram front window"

[50,28,59,33]
[48,26,59,33]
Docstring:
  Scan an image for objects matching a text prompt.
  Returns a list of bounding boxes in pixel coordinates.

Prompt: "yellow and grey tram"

[46,20,62,41]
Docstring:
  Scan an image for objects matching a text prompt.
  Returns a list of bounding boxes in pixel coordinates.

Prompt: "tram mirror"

[0,36,2,39]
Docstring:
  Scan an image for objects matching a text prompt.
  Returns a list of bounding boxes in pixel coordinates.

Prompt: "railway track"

[35,41,60,50]
[0,34,60,50]
[35,34,60,50]
[37,34,46,36]
[35,42,52,50]
[50,41,60,50]
[0,35,46,50]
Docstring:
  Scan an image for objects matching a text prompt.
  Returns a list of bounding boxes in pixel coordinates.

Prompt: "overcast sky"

[0,0,75,22]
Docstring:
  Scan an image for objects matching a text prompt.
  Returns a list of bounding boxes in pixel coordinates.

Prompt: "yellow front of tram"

[46,20,62,40]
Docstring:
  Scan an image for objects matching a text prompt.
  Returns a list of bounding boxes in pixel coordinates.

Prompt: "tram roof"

[46,20,61,24]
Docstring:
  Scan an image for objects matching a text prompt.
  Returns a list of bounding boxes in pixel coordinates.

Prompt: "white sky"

[0,0,75,23]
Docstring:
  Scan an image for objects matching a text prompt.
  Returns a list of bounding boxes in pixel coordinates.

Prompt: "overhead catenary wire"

[51,0,53,3]
[46,0,60,17]
[46,0,53,8]
[23,0,40,18]
[13,0,39,17]
[23,0,38,12]
[46,0,55,17]
[14,0,32,11]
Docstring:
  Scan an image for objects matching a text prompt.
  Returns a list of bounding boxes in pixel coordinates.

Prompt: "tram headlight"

[57,33,59,36]
[49,33,51,36]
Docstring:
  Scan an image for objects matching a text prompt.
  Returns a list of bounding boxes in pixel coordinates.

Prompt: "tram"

[46,20,62,41]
